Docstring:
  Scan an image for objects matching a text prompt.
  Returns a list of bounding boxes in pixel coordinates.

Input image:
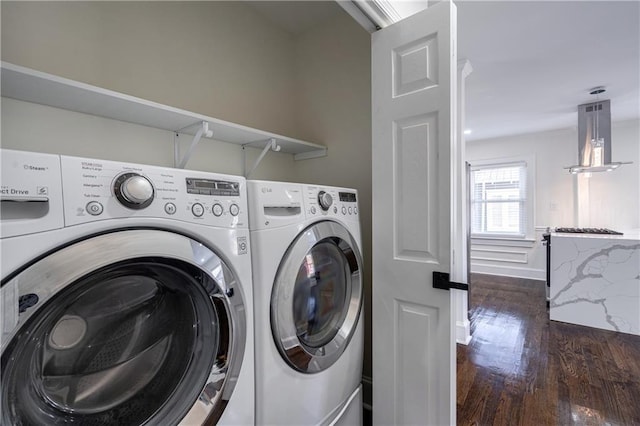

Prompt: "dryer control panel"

[303,185,359,220]
[61,156,248,229]
[247,180,359,231]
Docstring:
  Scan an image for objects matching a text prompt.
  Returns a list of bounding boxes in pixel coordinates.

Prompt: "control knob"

[318,191,333,211]
[114,173,154,209]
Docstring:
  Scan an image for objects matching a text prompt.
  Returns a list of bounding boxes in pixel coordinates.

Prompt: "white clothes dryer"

[1,149,254,425]
[248,180,364,426]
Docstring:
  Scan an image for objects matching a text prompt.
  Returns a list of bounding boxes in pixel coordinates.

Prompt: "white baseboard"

[471,263,545,281]
[456,319,472,345]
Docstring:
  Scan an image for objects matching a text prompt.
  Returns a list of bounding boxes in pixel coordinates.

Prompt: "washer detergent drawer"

[0,149,64,238]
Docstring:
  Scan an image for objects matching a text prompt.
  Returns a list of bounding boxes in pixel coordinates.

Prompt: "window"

[470,162,528,237]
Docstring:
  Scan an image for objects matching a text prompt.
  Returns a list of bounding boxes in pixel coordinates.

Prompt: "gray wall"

[2,1,299,137]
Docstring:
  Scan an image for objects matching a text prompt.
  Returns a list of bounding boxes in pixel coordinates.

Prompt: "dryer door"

[1,229,246,426]
[271,221,363,373]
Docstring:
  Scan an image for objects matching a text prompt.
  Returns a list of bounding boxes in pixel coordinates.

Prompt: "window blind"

[470,162,527,237]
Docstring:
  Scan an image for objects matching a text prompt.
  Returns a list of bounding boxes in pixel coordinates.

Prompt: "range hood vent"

[566,89,631,174]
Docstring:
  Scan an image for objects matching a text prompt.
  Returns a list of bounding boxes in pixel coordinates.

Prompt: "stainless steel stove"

[554,227,623,235]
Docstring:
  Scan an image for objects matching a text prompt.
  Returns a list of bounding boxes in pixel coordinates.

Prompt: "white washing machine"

[248,180,364,426]
[0,149,254,425]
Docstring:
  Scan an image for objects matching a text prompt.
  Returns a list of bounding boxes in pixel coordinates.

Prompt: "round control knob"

[229,204,240,216]
[212,203,224,217]
[114,173,154,209]
[318,191,333,211]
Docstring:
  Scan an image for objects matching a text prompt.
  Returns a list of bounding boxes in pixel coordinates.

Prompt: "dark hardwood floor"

[457,273,640,426]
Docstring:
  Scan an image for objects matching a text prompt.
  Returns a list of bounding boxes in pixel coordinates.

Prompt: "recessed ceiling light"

[464,129,472,135]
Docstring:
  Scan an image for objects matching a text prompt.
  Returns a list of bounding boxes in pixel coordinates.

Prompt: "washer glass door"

[1,230,246,426]
[271,221,363,373]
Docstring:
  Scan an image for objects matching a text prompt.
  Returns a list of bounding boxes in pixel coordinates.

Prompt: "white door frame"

[453,59,473,345]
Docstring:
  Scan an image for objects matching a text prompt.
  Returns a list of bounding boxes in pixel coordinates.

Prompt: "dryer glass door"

[1,230,246,426]
[271,221,363,373]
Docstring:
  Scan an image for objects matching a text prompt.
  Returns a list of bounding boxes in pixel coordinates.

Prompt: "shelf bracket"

[174,121,213,169]
[244,138,281,177]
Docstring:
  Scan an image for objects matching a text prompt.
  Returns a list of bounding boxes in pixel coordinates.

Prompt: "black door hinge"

[433,271,469,291]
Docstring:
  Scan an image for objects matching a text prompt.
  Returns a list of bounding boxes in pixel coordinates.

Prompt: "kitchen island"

[549,230,640,335]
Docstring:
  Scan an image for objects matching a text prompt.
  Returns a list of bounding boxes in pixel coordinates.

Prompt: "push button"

[86,201,103,216]
[192,203,204,217]
[164,202,176,215]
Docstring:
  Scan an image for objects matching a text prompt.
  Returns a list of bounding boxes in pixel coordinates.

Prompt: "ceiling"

[246,1,640,142]
[457,1,640,142]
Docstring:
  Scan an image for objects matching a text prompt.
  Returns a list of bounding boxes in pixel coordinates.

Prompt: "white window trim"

[468,155,536,241]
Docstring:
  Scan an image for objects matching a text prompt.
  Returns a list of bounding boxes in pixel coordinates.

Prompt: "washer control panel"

[61,155,247,228]
[303,185,358,219]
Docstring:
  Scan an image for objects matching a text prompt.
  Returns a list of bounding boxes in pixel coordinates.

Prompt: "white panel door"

[372,2,457,425]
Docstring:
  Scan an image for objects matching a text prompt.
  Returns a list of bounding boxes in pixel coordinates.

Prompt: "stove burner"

[554,227,623,235]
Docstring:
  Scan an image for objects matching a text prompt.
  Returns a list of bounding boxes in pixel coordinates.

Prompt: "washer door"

[271,221,363,373]
[1,229,246,425]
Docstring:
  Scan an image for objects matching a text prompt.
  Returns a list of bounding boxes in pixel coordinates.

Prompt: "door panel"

[395,301,438,424]
[372,2,457,425]
[394,112,439,262]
